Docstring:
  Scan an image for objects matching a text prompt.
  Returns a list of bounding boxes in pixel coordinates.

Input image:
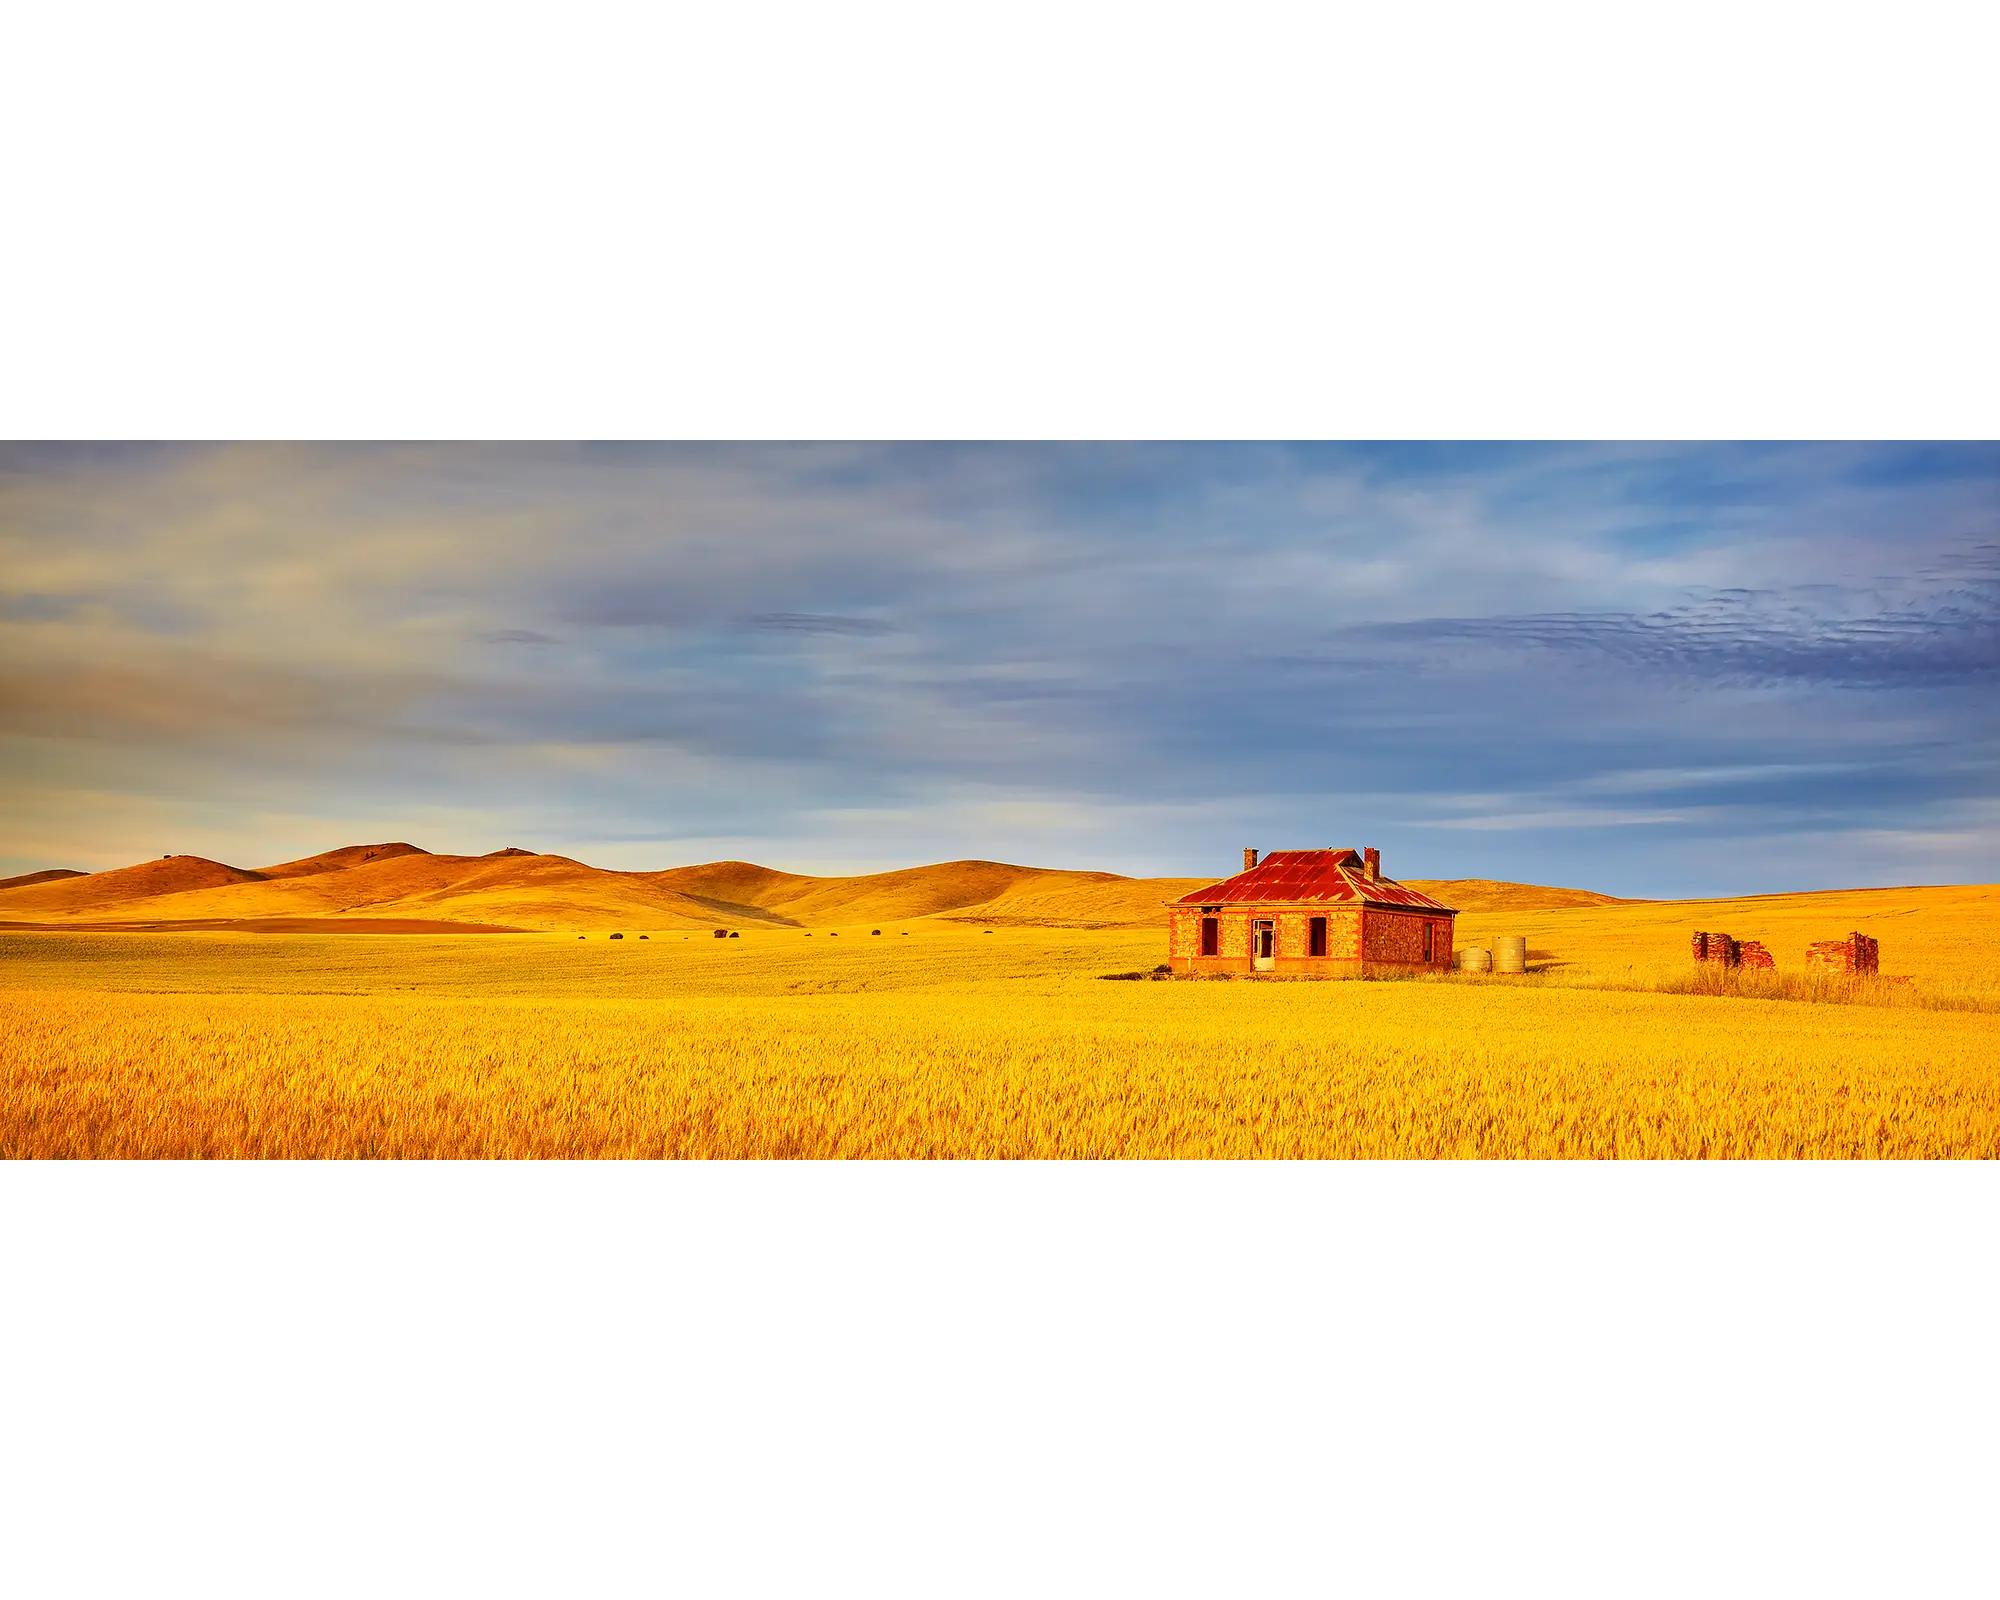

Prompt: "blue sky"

[3,442,1995,895]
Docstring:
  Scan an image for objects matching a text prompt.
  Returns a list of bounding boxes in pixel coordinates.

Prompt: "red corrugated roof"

[1171,850,1457,913]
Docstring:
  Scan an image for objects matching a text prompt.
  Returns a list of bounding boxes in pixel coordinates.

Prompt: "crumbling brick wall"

[1691,931,1741,966]
[1806,932,1879,975]
[1691,932,1775,969]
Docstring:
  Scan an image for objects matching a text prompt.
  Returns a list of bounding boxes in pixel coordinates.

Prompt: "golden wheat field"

[4,880,1998,1159]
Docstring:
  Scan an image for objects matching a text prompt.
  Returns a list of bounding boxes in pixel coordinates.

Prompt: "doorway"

[1253,919,1275,971]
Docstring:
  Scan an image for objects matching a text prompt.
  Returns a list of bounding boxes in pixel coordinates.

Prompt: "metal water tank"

[1494,935,1527,975]
[1457,947,1492,973]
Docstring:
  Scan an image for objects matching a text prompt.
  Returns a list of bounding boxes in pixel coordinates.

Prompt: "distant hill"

[0,845,1208,932]
[0,845,1626,932]
[256,842,432,879]
[1402,879,1645,913]
[0,849,783,933]
[0,855,267,915]
[0,868,87,891]
[653,859,1212,928]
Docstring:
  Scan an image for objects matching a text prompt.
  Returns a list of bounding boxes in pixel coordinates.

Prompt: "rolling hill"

[1401,879,1644,912]
[0,847,1986,971]
[0,869,87,891]
[256,842,433,879]
[0,844,1206,932]
[0,854,269,915]
[653,859,1211,928]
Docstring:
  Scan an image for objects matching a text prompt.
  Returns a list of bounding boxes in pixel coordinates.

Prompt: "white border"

[4,3,1994,438]
[6,1162,1995,1597]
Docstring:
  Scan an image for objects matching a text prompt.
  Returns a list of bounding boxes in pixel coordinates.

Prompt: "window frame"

[1200,916,1219,957]
[1309,916,1327,957]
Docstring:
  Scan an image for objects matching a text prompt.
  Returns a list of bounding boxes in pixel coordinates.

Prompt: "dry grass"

[4,921,1998,1158]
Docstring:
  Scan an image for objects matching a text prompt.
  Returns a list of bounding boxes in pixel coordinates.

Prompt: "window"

[1309,916,1327,957]
[1422,922,1434,962]
[1200,917,1219,956]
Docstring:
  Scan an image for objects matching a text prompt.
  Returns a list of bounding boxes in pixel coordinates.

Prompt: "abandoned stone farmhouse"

[1167,847,1458,976]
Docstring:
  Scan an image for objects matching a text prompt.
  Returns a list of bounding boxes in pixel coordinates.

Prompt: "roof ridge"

[1169,846,1456,913]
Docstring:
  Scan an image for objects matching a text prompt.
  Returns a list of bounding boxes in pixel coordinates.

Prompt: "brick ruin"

[1690,931,1774,969]
[1693,930,1879,974]
[1691,930,1731,963]
[1806,932,1880,975]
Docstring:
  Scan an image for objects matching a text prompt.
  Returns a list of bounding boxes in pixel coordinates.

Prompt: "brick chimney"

[1363,847,1380,882]
[1243,848,1259,871]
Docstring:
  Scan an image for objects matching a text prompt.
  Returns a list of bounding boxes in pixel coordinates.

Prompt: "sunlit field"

[1453,882,2000,1013]
[5,891,1998,1158]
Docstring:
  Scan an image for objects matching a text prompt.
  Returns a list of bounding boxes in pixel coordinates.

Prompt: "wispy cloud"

[742,613,896,636]
[1343,564,2000,689]
[478,629,561,645]
[1413,808,1695,831]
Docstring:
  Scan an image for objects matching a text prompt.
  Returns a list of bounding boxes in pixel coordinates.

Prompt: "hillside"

[1403,879,1643,913]
[660,859,1207,928]
[0,855,268,915]
[0,844,1211,932]
[16,843,1961,948]
[932,870,1210,926]
[256,842,433,879]
[0,869,87,891]
[0,850,784,934]
[648,861,816,905]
